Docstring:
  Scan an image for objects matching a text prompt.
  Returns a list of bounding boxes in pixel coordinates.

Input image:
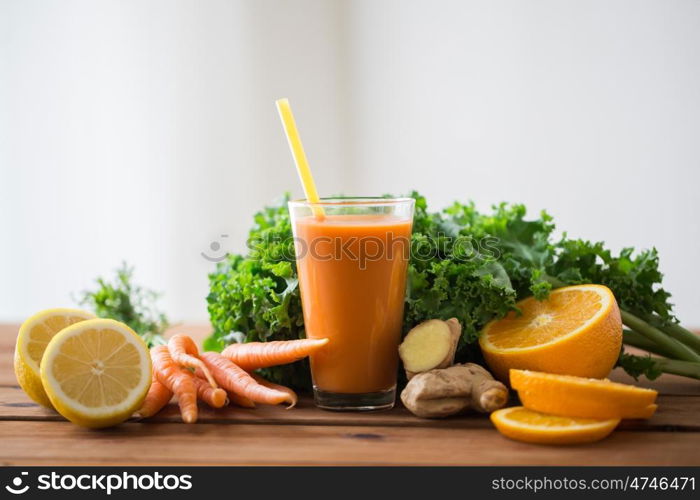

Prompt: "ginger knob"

[398,318,461,379]
[400,363,509,418]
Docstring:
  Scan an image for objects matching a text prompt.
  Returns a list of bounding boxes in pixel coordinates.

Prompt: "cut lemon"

[490,406,619,445]
[479,285,622,382]
[40,318,152,428]
[511,369,658,419]
[14,308,95,407]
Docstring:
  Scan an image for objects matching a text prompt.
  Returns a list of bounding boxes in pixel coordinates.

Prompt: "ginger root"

[398,318,461,379]
[400,363,509,418]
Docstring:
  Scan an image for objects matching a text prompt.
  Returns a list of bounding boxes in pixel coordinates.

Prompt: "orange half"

[479,285,622,382]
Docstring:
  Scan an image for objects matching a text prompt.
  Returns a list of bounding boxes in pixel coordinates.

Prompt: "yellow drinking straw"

[275,98,325,219]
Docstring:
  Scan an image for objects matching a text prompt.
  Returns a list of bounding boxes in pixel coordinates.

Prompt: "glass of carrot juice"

[288,197,415,410]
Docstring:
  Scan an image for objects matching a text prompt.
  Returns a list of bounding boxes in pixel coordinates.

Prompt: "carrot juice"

[289,198,415,410]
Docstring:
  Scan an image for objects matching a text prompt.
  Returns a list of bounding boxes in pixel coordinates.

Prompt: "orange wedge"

[510,369,658,419]
[479,285,622,382]
[490,406,619,445]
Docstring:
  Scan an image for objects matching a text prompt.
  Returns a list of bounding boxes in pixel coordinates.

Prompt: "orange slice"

[511,369,658,419]
[490,406,620,445]
[479,285,622,382]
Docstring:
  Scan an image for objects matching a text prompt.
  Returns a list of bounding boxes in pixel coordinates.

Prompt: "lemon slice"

[40,318,152,428]
[14,308,95,407]
[490,406,620,445]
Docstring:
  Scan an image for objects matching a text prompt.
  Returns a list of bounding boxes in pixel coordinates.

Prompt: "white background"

[1,0,698,325]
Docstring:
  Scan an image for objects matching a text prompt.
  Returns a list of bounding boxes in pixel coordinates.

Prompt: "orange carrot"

[134,379,173,419]
[251,374,298,408]
[192,376,228,409]
[221,338,329,371]
[151,345,198,423]
[200,352,296,407]
[228,393,256,409]
[193,368,257,408]
[168,333,218,389]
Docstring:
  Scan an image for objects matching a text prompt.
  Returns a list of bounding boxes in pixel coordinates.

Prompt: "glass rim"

[288,196,415,208]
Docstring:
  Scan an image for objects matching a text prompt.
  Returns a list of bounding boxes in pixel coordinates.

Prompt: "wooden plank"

[2,386,698,432]
[0,386,495,428]
[0,421,698,466]
[2,322,700,466]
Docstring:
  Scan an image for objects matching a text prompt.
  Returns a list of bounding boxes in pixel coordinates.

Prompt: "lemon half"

[40,318,152,428]
[14,308,95,407]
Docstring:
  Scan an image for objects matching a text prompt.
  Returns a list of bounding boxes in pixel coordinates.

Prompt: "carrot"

[192,376,228,409]
[200,352,296,407]
[228,393,256,409]
[151,345,198,423]
[193,367,256,408]
[220,338,329,371]
[251,374,298,408]
[168,333,218,389]
[134,379,172,419]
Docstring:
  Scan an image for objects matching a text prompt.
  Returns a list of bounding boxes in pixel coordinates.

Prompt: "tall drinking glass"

[288,197,415,410]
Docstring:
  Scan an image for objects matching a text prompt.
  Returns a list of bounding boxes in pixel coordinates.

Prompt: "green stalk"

[652,358,700,380]
[623,330,677,359]
[621,310,700,363]
[641,314,700,354]
[663,323,700,352]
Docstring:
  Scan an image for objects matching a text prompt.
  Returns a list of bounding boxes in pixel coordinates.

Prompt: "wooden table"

[1,324,699,466]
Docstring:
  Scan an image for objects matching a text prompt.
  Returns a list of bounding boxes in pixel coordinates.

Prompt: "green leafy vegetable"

[206,193,700,388]
[616,351,664,380]
[205,195,309,388]
[77,263,169,347]
[403,192,517,347]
